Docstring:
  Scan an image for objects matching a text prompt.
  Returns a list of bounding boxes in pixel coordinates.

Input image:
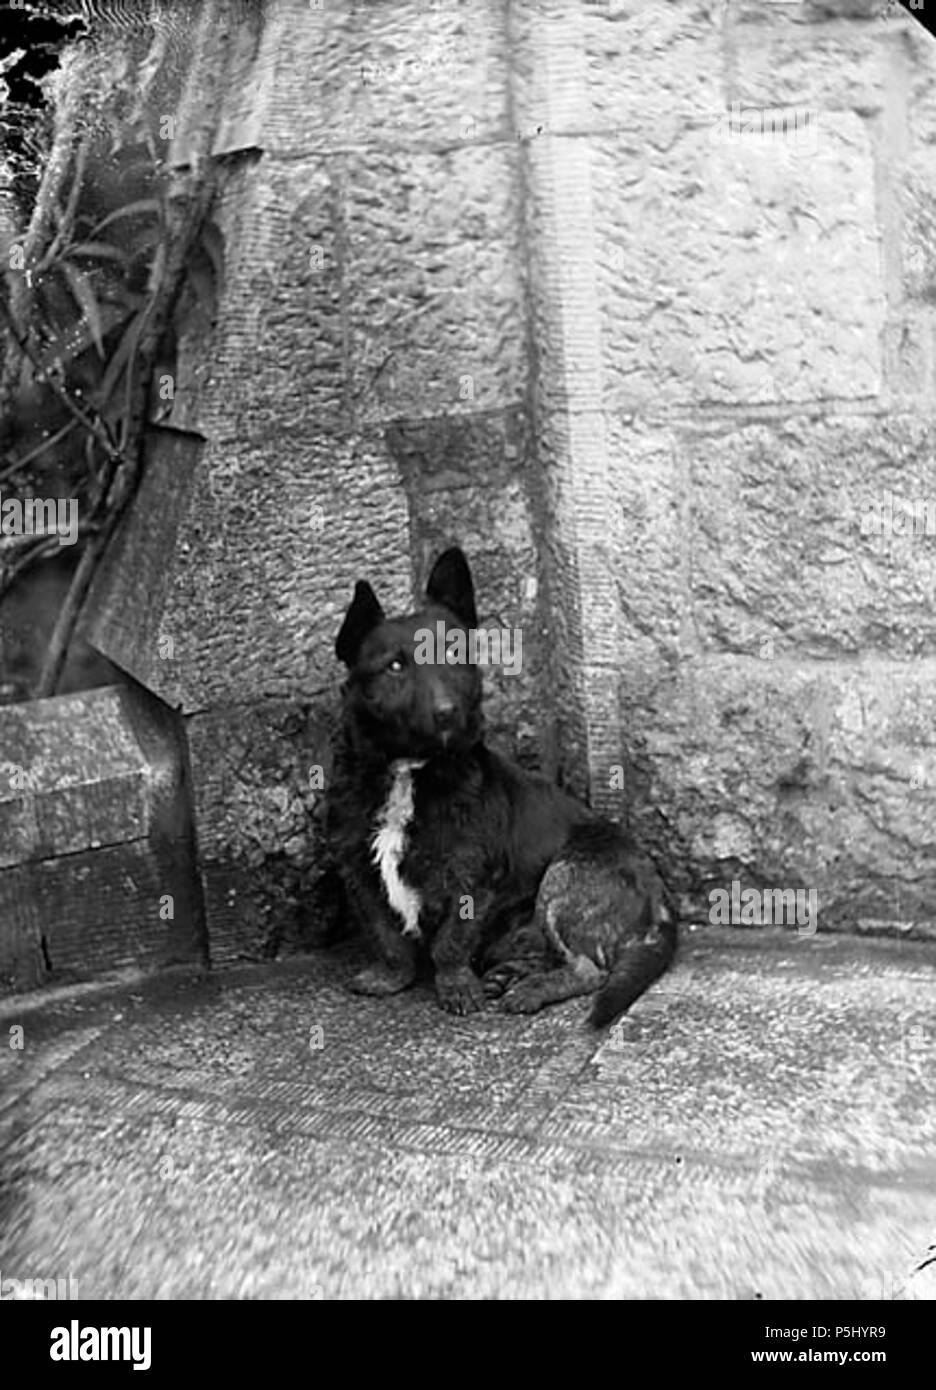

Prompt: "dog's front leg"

[431,894,498,1015]
[344,874,419,997]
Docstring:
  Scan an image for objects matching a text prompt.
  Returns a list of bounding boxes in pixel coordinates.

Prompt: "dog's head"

[335,546,484,761]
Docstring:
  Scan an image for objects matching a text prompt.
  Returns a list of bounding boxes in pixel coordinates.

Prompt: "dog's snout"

[432,696,458,731]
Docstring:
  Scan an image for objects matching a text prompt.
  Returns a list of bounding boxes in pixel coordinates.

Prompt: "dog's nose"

[433,698,458,732]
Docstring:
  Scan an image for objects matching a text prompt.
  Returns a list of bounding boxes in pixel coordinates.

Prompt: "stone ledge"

[0,685,205,994]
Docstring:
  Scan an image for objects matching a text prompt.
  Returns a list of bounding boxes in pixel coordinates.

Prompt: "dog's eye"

[388,656,405,674]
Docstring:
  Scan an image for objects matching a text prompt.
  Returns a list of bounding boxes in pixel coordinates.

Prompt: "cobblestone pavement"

[1,928,934,1299]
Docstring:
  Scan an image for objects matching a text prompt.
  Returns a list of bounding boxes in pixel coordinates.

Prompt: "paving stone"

[0,929,933,1298]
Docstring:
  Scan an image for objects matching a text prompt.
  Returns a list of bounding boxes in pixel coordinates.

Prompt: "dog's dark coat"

[322,546,676,1025]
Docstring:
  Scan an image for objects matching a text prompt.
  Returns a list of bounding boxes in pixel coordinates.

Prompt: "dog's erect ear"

[335,580,385,665]
[425,547,477,627]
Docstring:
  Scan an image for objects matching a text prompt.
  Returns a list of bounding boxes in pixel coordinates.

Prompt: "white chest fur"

[370,758,426,939]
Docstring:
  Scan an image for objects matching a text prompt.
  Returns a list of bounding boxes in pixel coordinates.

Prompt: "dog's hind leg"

[480,918,551,999]
[500,956,604,1014]
[482,959,536,999]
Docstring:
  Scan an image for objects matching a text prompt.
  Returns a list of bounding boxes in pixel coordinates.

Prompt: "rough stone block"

[186,698,333,872]
[1,692,146,869]
[184,695,349,966]
[687,414,936,658]
[172,143,527,436]
[168,159,346,443]
[89,426,412,710]
[0,686,205,993]
[585,116,884,411]
[904,17,936,150]
[607,414,689,677]
[802,0,905,20]
[226,162,345,438]
[613,657,936,935]
[605,409,936,677]
[728,12,889,115]
[86,426,205,708]
[0,844,180,994]
[511,0,724,140]
[253,0,511,155]
[899,150,936,305]
[343,143,527,424]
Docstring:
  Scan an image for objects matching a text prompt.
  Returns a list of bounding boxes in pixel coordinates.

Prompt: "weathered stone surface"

[899,150,936,305]
[0,687,156,869]
[186,698,332,869]
[226,161,346,438]
[904,16,936,149]
[181,139,525,442]
[0,843,181,994]
[255,0,511,155]
[517,98,629,802]
[2,931,934,1298]
[173,1,521,440]
[0,686,205,993]
[607,414,688,676]
[511,0,724,139]
[343,143,526,425]
[686,414,936,658]
[728,9,891,115]
[204,4,266,158]
[588,116,884,411]
[535,408,626,800]
[167,159,345,442]
[91,427,412,710]
[86,427,205,707]
[614,656,936,932]
[802,0,903,20]
[185,697,337,964]
[604,407,936,918]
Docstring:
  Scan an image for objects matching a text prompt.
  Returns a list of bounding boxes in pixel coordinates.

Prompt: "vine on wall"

[0,6,219,698]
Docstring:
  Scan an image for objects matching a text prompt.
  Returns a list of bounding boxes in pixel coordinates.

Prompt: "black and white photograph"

[0,0,934,1322]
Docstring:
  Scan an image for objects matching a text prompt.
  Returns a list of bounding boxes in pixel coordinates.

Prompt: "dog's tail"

[589,895,677,1028]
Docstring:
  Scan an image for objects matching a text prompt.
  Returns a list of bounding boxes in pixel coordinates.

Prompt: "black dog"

[322,546,676,1025]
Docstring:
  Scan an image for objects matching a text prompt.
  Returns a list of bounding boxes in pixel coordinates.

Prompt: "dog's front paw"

[348,962,415,997]
[435,968,487,1016]
[500,977,549,1015]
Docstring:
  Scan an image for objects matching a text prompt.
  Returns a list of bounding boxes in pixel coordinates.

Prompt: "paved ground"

[1,926,934,1300]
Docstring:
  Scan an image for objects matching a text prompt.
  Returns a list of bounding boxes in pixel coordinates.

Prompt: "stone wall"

[79,0,936,953]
